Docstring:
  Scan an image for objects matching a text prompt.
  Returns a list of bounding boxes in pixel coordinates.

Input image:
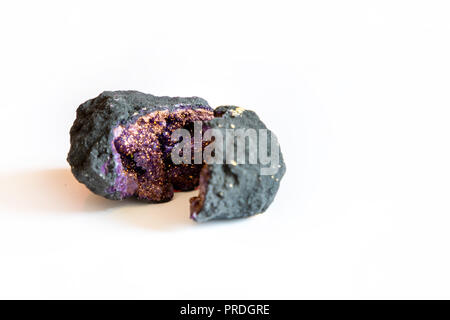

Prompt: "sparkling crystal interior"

[112,107,213,202]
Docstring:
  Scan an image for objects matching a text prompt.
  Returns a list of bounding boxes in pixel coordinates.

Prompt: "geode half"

[189,106,286,222]
[67,91,213,202]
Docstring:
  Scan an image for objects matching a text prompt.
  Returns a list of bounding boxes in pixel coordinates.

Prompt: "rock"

[189,106,286,222]
[67,90,213,202]
[68,92,286,221]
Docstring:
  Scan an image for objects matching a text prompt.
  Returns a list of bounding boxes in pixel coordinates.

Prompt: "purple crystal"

[111,107,213,202]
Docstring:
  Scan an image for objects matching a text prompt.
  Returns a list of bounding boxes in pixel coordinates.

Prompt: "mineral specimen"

[68,91,286,221]
[189,106,286,222]
[67,91,213,202]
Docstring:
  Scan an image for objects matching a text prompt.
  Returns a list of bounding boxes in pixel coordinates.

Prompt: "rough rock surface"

[190,106,286,222]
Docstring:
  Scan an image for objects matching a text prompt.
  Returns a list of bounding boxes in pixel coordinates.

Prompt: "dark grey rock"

[68,92,286,222]
[67,90,211,200]
[190,106,286,222]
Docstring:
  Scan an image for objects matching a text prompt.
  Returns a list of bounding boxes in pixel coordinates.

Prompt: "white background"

[0,0,449,299]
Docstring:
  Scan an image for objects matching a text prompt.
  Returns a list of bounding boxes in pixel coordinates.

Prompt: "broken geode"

[68,91,286,222]
[189,106,286,222]
[67,90,213,202]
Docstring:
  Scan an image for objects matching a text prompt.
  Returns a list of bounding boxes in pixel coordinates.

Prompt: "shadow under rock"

[109,190,197,230]
[0,168,120,213]
[0,168,197,230]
